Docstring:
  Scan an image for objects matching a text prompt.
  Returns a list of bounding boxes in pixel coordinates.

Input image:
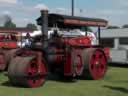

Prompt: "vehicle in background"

[101,28,128,64]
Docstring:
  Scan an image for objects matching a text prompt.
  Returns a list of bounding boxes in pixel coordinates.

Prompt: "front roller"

[82,48,107,80]
[8,55,47,87]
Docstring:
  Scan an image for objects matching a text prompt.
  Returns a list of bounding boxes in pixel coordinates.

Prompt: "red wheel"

[72,50,84,76]
[82,48,107,80]
[26,58,46,87]
[8,56,47,87]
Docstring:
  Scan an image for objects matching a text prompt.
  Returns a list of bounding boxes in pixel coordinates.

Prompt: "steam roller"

[0,40,19,71]
[6,10,110,87]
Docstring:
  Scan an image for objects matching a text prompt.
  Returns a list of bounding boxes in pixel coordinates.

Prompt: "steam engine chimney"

[40,10,48,40]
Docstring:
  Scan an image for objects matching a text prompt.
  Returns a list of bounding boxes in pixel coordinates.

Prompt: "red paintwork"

[15,49,46,87]
[64,49,84,77]
[51,48,62,64]
[0,41,18,49]
[0,36,18,71]
[89,49,107,79]
[64,52,73,76]
[15,49,33,56]
[0,29,33,33]
[103,47,112,62]
[75,54,83,75]
[62,37,91,76]
[7,35,109,87]
[0,35,5,39]
[3,41,18,49]
[0,42,4,48]
[103,48,109,57]
[64,19,108,27]
[47,37,91,77]
[62,36,91,46]
[26,52,46,87]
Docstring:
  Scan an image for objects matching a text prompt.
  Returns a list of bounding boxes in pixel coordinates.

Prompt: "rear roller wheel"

[82,48,107,80]
[72,50,84,76]
[8,56,47,87]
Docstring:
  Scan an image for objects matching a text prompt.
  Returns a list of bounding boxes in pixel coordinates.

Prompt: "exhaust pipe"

[40,10,48,40]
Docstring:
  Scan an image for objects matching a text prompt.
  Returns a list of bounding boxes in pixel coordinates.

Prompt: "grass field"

[0,66,128,96]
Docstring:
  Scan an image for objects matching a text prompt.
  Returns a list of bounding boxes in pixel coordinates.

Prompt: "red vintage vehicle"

[7,10,110,87]
[0,29,33,71]
[0,33,18,70]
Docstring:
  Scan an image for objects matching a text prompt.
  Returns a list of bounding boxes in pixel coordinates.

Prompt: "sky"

[0,0,128,27]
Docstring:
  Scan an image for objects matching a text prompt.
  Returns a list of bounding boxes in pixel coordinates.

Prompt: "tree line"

[0,15,37,30]
[107,24,128,29]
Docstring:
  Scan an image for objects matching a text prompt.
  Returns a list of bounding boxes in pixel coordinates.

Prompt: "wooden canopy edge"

[37,13,108,27]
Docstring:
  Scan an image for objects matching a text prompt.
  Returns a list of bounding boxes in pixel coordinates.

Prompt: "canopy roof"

[37,13,108,28]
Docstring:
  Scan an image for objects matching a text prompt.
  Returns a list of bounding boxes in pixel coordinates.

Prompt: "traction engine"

[7,10,109,87]
[0,33,19,71]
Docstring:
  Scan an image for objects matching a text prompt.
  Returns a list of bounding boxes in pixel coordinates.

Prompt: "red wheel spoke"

[26,59,46,87]
[88,49,107,79]
[8,56,46,87]
[74,51,83,76]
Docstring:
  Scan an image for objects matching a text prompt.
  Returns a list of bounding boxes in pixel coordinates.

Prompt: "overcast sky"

[0,0,128,27]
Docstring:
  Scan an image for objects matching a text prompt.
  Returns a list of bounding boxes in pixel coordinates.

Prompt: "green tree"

[26,23,37,30]
[107,25,120,29]
[122,24,128,28]
[3,15,16,29]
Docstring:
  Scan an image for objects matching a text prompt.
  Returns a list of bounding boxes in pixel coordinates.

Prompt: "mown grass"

[0,66,128,96]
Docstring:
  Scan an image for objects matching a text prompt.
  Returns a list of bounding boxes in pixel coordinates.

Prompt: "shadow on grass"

[1,81,44,88]
[108,63,128,68]
[103,85,128,93]
[1,74,76,88]
[104,79,128,84]
[1,81,27,88]
[47,74,77,83]
[1,81,12,87]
